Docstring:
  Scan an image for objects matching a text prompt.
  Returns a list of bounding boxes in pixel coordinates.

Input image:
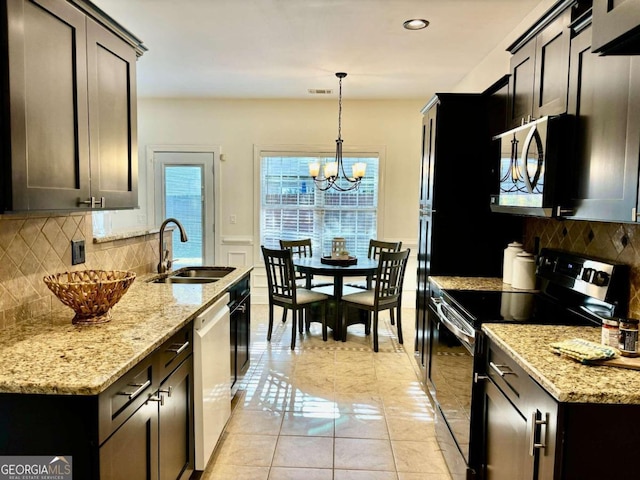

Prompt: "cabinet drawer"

[98,354,154,444]
[156,324,192,382]
[486,343,527,413]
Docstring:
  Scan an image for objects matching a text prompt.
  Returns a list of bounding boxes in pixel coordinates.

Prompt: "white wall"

[113,98,424,303]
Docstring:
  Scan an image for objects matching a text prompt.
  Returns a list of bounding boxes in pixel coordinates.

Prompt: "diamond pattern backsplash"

[524,218,640,319]
[0,213,160,329]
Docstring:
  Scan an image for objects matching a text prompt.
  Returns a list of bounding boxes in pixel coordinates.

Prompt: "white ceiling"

[92,0,546,99]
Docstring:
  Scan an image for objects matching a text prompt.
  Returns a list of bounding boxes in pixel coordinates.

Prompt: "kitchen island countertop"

[0,266,252,396]
[483,323,640,404]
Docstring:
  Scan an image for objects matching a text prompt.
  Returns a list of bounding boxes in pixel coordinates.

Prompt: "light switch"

[230,214,237,224]
[71,240,86,265]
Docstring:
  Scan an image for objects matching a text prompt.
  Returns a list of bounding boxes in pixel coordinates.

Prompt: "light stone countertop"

[0,266,252,396]
[483,323,640,404]
[430,276,537,292]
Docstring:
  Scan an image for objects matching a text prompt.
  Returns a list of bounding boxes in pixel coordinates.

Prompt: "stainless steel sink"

[173,267,235,278]
[151,276,219,284]
[148,266,234,284]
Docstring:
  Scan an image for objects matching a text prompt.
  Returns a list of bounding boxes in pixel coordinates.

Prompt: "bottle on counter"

[601,317,619,348]
[618,318,639,357]
[503,241,524,284]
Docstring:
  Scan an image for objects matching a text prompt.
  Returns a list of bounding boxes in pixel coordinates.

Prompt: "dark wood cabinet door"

[5,0,90,211]
[567,27,640,222]
[483,380,534,480]
[100,399,159,480]
[235,297,250,381]
[159,358,193,480]
[508,41,536,128]
[422,105,437,210]
[592,0,640,54]
[532,10,570,119]
[86,18,139,209]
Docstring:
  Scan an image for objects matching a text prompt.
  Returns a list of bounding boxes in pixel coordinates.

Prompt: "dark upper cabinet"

[0,0,145,213]
[86,18,139,209]
[592,0,640,54]
[567,22,640,222]
[507,5,572,128]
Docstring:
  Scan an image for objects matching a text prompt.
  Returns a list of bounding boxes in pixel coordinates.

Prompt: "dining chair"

[341,249,410,352]
[262,246,329,349]
[279,238,333,322]
[346,239,403,324]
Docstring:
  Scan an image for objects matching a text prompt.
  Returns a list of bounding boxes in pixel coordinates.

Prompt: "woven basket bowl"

[43,270,136,325]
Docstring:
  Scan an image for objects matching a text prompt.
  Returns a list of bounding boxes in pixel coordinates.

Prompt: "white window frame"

[253,143,386,260]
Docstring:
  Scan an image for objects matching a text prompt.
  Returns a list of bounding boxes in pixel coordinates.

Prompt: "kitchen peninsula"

[0,266,251,479]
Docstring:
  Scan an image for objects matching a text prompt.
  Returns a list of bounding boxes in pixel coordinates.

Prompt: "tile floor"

[203,304,453,480]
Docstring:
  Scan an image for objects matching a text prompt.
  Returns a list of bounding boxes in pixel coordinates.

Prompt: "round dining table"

[293,257,378,340]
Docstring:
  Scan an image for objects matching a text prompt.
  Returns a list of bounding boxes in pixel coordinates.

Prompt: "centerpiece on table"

[321,237,357,266]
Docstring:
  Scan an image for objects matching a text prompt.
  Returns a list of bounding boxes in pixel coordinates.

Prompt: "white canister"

[512,252,536,290]
[503,242,524,284]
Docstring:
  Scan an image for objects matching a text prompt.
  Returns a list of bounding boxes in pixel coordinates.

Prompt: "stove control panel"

[537,249,627,306]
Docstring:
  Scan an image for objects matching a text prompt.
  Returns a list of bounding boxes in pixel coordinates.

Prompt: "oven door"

[428,297,478,480]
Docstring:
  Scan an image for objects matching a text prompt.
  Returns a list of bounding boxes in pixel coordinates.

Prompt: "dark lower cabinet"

[482,336,640,480]
[100,398,159,480]
[158,358,192,480]
[229,274,251,395]
[0,323,194,480]
[567,23,640,222]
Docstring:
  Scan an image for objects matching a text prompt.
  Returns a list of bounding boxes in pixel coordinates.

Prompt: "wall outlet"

[71,240,86,265]
[230,214,237,224]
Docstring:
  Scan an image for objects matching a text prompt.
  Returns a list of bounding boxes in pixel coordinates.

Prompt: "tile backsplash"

[524,218,640,318]
[0,213,160,329]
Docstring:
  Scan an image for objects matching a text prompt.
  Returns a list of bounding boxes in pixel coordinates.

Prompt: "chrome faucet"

[157,218,188,274]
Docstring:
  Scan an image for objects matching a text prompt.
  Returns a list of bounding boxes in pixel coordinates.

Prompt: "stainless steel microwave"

[490,115,572,217]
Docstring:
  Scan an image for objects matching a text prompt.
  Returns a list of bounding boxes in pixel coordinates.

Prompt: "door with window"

[154,151,215,267]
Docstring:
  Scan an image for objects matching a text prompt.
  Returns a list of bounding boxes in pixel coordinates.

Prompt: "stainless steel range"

[426,249,629,480]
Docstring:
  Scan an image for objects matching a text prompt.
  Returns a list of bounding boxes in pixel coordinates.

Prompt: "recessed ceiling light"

[403,19,429,30]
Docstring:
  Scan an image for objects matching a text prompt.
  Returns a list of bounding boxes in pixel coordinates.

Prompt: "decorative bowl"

[43,270,136,325]
[321,256,357,266]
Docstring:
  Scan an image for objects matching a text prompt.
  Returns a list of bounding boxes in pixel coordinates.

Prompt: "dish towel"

[550,338,619,363]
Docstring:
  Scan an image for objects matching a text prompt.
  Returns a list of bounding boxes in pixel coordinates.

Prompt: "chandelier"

[309,72,366,191]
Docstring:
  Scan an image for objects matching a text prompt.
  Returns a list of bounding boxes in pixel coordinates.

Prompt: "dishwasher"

[193,292,231,471]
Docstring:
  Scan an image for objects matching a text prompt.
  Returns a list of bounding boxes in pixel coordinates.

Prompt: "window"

[260,151,379,258]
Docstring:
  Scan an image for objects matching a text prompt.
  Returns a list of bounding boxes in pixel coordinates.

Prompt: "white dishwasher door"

[193,292,231,471]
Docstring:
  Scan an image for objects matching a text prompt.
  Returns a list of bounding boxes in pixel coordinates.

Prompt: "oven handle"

[433,298,476,347]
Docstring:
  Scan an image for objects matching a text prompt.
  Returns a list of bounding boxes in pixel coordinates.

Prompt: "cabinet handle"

[158,386,173,398]
[118,379,151,400]
[77,196,106,208]
[474,373,489,383]
[529,411,548,456]
[237,304,247,313]
[166,340,190,355]
[147,393,165,407]
[489,361,515,377]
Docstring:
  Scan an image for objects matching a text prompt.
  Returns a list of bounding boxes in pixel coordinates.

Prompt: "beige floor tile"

[334,438,395,471]
[272,436,334,469]
[203,464,270,480]
[334,392,385,415]
[335,373,379,395]
[386,414,436,441]
[392,439,449,474]
[382,394,433,417]
[334,413,389,439]
[213,433,277,467]
[280,411,335,437]
[335,349,375,364]
[268,467,333,480]
[397,473,453,480]
[225,409,284,436]
[334,470,398,480]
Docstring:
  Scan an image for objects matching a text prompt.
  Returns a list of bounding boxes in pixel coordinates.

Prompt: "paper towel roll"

[503,242,523,284]
[512,252,536,290]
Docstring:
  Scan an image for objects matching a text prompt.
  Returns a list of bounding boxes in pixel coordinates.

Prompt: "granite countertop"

[0,266,252,396]
[430,276,536,292]
[483,323,640,404]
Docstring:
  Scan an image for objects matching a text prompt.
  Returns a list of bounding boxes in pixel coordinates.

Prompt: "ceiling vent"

[308,88,333,95]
